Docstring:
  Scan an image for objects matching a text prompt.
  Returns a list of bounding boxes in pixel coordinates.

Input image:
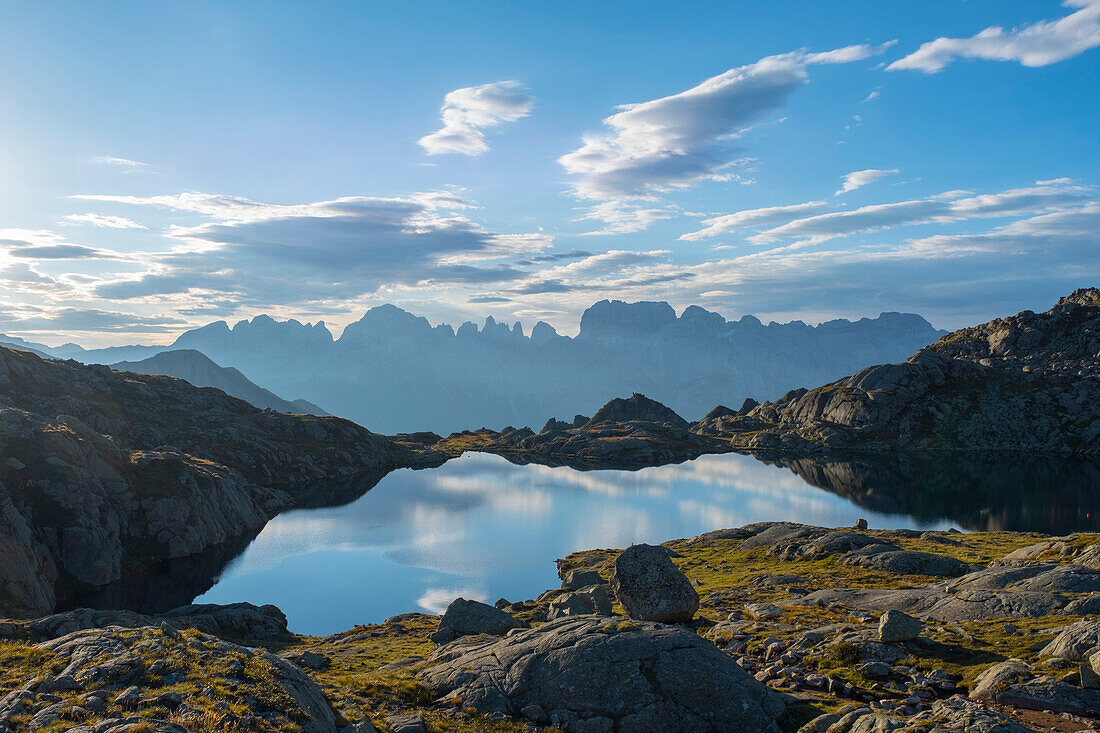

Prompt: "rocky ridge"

[0,346,439,617]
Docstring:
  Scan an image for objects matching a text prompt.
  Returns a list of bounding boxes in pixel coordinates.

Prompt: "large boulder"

[971,660,1100,715]
[418,616,783,732]
[1040,619,1100,660]
[610,544,699,623]
[430,598,523,643]
[878,610,921,642]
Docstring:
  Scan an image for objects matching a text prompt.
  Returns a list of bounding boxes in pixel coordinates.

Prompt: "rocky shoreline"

[5,522,1100,732]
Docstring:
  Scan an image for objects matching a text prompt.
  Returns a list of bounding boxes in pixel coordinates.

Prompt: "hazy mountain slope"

[161,301,945,434]
[696,288,1100,454]
[0,346,428,616]
[111,349,327,415]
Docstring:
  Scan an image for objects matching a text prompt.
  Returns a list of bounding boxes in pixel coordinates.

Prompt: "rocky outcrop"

[0,602,289,643]
[0,346,434,616]
[610,544,699,623]
[696,288,1100,454]
[428,598,523,643]
[417,616,784,732]
[436,394,725,469]
[0,625,339,733]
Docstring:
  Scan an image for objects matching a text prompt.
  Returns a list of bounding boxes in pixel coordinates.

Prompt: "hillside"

[696,288,1100,454]
[0,346,434,617]
[111,349,327,414]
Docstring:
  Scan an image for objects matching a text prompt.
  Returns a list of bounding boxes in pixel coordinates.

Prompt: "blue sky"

[1,0,1098,344]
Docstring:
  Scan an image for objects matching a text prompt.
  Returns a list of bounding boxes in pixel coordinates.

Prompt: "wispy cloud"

[679,201,828,241]
[836,168,899,196]
[889,0,1100,73]
[418,81,533,156]
[93,156,149,170]
[62,213,147,229]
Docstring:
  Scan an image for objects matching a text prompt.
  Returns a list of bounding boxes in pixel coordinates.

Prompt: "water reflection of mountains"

[759,452,1100,534]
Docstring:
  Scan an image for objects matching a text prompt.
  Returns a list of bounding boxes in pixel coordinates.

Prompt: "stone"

[385,714,426,733]
[971,659,1100,716]
[878,611,921,642]
[610,543,699,623]
[1041,620,1100,660]
[34,625,336,733]
[858,661,892,679]
[281,650,330,670]
[854,518,868,530]
[745,603,785,620]
[562,567,604,590]
[430,597,524,643]
[1080,663,1100,689]
[842,547,968,577]
[418,616,782,733]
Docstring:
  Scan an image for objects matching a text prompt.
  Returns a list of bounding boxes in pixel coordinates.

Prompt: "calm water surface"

[196,452,957,635]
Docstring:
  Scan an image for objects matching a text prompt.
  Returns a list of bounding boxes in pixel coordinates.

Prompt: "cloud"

[558,45,890,203]
[836,168,899,195]
[93,156,149,170]
[576,202,677,235]
[750,180,1092,244]
[74,191,547,306]
[0,307,186,333]
[862,90,880,103]
[679,201,828,241]
[418,81,533,156]
[62,213,147,229]
[888,0,1100,73]
[0,229,125,260]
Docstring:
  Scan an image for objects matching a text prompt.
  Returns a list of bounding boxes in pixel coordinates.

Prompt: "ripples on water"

[186,451,1097,634]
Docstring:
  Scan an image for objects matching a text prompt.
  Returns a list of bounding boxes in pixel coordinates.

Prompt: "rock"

[1081,663,1100,689]
[418,616,783,732]
[385,714,426,733]
[67,719,188,732]
[339,721,379,733]
[903,696,1033,732]
[610,543,699,623]
[858,661,892,679]
[745,603,785,620]
[842,547,968,577]
[282,650,330,670]
[1041,620,1100,660]
[562,567,604,590]
[430,598,524,643]
[971,659,1100,716]
[34,625,336,733]
[878,611,921,642]
[798,713,840,732]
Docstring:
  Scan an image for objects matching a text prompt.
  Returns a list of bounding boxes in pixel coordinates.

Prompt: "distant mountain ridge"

[110,350,327,415]
[16,300,945,434]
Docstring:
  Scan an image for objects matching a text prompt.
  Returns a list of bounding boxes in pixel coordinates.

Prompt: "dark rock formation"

[0,346,432,616]
[417,616,783,732]
[697,288,1100,454]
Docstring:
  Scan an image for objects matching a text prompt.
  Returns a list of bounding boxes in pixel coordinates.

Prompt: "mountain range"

[3,299,945,434]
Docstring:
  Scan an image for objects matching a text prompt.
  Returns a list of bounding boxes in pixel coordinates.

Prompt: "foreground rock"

[1,602,290,642]
[418,616,783,732]
[0,625,338,732]
[429,597,523,643]
[610,543,699,622]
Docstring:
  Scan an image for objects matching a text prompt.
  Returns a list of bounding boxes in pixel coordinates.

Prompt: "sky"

[1,0,1098,345]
